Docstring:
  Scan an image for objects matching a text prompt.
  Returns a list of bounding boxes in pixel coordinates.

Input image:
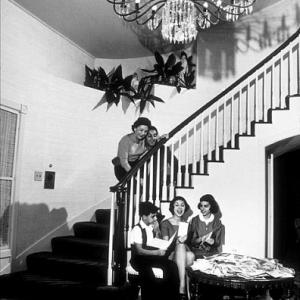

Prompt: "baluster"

[281,52,290,109]
[273,58,281,108]
[135,169,141,224]
[107,192,116,285]
[149,156,154,202]
[264,66,271,122]
[223,98,227,147]
[162,145,168,200]
[193,119,197,172]
[169,139,178,200]
[155,147,161,203]
[114,187,127,285]
[240,86,247,135]
[215,105,220,161]
[127,177,134,249]
[177,136,182,186]
[230,94,235,148]
[298,35,300,94]
[245,82,250,135]
[170,142,175,197]
[207,107,212,160]
[185,127,189,186]
[199,115,204,174]
[254,75,259,122]
[142,162,147,202]
[290,40,299,95]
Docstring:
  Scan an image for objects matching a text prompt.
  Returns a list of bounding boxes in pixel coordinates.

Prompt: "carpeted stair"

[0,209,138,300]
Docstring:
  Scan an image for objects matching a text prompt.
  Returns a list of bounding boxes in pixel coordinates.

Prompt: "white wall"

[176,97,300,258]
[1,0,299,271]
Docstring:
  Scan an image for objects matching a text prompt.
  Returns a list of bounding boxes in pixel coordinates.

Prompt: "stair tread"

[74,221,109,228]
[52,236,109,246]
[27,251,107,266]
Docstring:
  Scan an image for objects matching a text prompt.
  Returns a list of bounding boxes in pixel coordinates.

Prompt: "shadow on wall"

[0,202,71,271]
[196,1,300,82]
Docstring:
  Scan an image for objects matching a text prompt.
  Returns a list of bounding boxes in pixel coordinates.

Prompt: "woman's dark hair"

[198,194,220,215]
[169,196,190,215]
[148,125,158,133]
[132,117,151,131]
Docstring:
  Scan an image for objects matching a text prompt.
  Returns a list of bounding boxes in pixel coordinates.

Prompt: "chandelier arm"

[193,0,256,8]
[193,0,256,16]
[108,0,164,17]
[194,6,220,25]
[121,3,164,24]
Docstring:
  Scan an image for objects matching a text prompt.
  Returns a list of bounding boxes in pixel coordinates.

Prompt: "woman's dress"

[187,214,225,259]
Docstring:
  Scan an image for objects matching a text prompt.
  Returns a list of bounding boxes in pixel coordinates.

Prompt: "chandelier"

[106,0,256,43]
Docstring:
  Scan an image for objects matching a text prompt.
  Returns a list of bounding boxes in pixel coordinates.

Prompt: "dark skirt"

[114,160,138,181]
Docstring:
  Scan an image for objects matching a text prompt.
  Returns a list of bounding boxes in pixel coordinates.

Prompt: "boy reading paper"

[130,202,180,300]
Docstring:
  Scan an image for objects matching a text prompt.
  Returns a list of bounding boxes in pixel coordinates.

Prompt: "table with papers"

[187,253,295,300]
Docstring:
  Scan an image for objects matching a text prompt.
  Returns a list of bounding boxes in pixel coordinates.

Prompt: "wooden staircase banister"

[110,27,300,193]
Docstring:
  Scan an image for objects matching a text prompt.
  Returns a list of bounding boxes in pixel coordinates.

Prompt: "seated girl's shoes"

[179,293,188,300]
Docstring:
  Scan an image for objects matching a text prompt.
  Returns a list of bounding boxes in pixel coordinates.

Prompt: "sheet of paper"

[147,233,176,250]
[178,222,188,237]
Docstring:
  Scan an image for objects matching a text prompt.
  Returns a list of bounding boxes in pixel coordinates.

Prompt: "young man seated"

[130,202,180,300]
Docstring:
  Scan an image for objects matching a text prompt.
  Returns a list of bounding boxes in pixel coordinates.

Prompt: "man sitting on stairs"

[130,202,180,300]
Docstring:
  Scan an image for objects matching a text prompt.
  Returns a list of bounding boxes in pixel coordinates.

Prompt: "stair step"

[26,252,107,285]
[0,271,99,299]
[0,271,137,300]
[73,222,110,240]
[95,209,111,225]
[51,236,109,260]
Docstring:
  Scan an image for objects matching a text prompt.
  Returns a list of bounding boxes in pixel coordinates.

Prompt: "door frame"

[0,98,27,274]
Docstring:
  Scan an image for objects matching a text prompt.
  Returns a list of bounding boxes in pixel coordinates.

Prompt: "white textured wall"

[175,98,300,258]
[1,0,299,272]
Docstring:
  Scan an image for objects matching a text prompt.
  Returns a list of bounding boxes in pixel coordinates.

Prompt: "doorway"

[273,149,300,270]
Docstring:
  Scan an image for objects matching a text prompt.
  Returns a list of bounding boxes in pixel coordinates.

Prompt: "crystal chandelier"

[106,0,256,44]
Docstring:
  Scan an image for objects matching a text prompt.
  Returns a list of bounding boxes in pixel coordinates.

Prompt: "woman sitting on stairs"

[160,196,195,300]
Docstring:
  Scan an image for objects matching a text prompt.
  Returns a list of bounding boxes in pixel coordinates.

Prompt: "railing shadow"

[0,202,71,271]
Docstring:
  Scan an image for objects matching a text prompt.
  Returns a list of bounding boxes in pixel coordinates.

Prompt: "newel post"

[113,186,127,286]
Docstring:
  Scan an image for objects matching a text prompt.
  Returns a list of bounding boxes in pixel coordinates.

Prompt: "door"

[0,105,20,273]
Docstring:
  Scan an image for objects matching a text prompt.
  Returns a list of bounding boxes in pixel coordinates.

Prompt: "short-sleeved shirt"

[160,219,178,239]
[130,219,154,245]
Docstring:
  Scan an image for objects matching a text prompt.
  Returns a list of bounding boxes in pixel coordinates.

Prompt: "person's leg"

[175,243,188,294]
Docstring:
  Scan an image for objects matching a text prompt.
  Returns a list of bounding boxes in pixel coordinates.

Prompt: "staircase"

[0,209,137,300]
[109,28,300,278]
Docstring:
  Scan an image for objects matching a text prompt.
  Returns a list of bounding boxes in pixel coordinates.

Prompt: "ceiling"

[11,0,280,59]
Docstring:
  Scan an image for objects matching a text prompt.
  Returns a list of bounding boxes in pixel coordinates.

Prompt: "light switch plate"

[34,171,43,181]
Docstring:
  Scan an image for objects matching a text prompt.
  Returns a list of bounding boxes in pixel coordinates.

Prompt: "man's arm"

[133,243,166,256]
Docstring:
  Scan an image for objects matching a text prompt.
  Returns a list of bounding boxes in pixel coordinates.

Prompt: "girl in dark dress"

[187,194,225,259]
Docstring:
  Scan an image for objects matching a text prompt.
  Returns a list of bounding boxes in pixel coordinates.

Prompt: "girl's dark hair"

[198,194,220,215]
[169,196,190,215]
[131,117,151,131]
[148,125,158,133]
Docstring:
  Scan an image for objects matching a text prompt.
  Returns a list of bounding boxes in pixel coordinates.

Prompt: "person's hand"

[194,237,202,244]
[152,221,161,237]
[158,134,169,141]
[156,249,166,256]
[206,238,214,245]
[178,235,187,243]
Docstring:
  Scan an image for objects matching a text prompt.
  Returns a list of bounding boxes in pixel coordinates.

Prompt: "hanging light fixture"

[106,0,256,44]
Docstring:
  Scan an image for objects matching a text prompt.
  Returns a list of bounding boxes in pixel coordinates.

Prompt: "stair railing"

[108,28,300,284]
